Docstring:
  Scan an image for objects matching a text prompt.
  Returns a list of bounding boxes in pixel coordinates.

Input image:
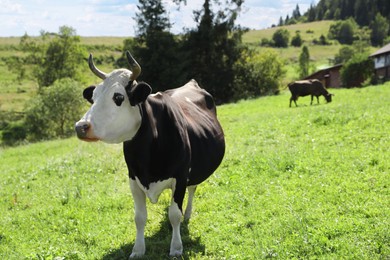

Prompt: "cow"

[75,51,225,257]
[288,79,333,107]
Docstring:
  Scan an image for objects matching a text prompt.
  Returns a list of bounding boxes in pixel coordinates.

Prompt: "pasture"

[1,84,389,259]
[0,21,348,113]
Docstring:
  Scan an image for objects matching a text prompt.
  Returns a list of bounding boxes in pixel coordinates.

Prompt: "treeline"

[305,0,390,27]
[117,0,284,103]
[278,0,390,46]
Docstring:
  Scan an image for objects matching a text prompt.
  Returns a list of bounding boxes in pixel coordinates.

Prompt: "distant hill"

[303,0,390,27]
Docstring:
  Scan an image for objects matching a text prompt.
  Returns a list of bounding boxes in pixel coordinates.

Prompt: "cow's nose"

[75,121,90,139]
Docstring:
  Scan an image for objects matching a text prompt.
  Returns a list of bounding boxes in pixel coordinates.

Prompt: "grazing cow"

[288,79,333,107]
[75,51,225,257]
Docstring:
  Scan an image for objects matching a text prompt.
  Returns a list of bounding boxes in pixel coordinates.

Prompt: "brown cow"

[288,79,333,107]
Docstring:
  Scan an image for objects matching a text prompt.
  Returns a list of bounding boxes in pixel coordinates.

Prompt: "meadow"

[1,84,389,259]
[0,21,349,113]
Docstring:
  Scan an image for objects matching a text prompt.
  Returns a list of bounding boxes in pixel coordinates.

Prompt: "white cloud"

[0,0,318,37]
[0,0,23,14]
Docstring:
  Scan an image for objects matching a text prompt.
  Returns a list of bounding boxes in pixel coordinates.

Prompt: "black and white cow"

[75,51,225,257]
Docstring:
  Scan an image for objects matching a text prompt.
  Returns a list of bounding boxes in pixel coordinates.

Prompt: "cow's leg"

[169,180,186,256]
[129,179,147,258]
[290,96,297,107]
[292,96,298,107]
[316,96,320,104]
[169,200,183,256]
[184,185,197,221]
[311,95,314,105]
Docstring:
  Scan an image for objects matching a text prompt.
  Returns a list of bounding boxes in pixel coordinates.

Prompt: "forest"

[280,0,390,46]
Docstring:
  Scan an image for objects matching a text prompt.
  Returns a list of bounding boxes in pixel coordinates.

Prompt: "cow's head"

[325,93,333,103]
[75,51,151,143]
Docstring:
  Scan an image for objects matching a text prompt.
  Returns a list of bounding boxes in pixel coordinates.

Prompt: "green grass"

[1,84,389,259]
[243,21,335,44]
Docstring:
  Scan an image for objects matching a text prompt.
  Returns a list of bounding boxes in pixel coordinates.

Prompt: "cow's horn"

[126,51,141,81]
[88,53,107,80]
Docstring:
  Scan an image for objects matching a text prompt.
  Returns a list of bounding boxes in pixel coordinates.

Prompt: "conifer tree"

[299,46,310,78]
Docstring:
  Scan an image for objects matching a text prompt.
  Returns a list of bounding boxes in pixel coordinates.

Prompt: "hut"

[304,64,343,88]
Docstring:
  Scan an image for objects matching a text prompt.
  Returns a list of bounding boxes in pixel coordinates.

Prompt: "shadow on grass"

[102,213,205,260]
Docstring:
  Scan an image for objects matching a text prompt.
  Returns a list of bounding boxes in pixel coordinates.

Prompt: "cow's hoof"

[169,249,183,257]
[129,251,145,259]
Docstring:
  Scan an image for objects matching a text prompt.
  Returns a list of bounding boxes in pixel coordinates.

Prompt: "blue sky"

[0,0,318,37]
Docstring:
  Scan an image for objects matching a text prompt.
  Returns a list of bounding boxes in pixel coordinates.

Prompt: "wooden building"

[304,64,343,88]
[370,43,390,81]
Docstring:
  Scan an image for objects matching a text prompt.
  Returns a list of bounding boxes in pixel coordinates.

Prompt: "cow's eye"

[113,93,125,106]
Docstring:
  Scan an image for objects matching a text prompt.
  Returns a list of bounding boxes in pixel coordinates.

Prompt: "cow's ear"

[127,82,152,106]
[83,86,95,104]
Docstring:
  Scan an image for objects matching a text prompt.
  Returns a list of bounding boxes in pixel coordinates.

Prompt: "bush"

[291,32,303,47]
[313,34,330,45]
[334,46,355,64]
[328,18,358,45]
[24,78,85,141]
[260,38,274,47]
[272,29,290,48]
[1,121,27,146]
[233,49,285,100]
[340,54,374,88]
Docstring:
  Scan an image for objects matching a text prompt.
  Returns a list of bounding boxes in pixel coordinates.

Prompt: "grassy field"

[1,84,389,259]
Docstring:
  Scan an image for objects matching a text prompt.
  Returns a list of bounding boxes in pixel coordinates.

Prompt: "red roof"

[370,43,390,57]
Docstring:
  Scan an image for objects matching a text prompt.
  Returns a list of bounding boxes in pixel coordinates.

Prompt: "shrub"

[24,78,85,141]
[291,32,303,47]
[233,49,285,100]
[340,54,374,88]
[272,29,290,48]
[260,38,274,47]
[334,46,355,64]
[328,18,358,45]
[1,121,27,146]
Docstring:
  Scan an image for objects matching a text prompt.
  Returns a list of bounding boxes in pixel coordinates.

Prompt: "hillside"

[243,21,334,44]
[0,21,344,114]
[1,85,389,259]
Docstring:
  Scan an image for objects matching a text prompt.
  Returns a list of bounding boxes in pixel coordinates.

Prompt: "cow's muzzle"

[75,121,95,141]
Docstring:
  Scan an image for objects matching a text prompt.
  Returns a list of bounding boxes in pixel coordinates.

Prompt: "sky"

[0,0,318,37]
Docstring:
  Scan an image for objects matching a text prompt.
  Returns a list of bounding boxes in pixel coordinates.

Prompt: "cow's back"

[166,80,225,185]
[288,81,312,96]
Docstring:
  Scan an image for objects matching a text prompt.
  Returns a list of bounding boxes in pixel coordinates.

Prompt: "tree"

[135,0,171,37]
[328,18,357,45]
[291,31,303,47]
[9,26,86,89]
[37,26,86,88]
[370,13,390,46]
[292,4,301,20]
[340,53,374,88]
[273,29,290,48]
[334,46,355,64]
[233,49,285,99]
[24,78,85,140]
[299,46,310,78]
[278,16,284,26]
[307,4,316,22]
[354,0,370,26]
[119,0,183,91]
[180,0,246,103]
